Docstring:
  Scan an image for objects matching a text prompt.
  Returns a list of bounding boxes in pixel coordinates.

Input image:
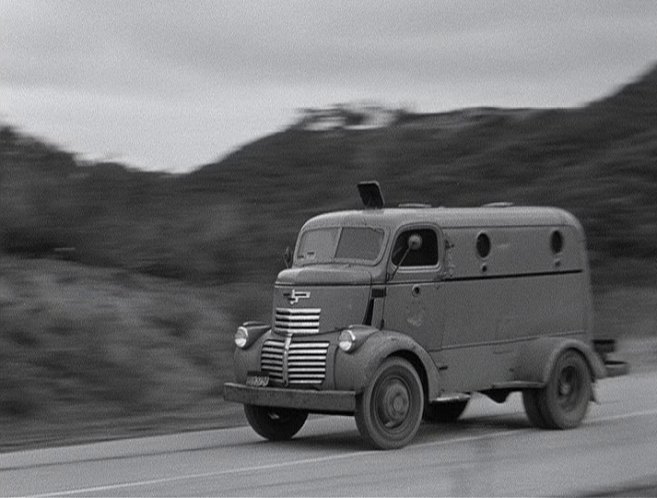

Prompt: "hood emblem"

[284,289,310,305]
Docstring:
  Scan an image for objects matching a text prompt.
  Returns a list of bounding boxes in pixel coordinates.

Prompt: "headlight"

[234,322,270,349]
[339,329,356,352]
[338,325,377,353]
[234,326,249,349]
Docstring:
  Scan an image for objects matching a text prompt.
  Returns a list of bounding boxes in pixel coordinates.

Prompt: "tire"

[423,400,469,423]
[355,357,424,450]
[532,350,592,429]
[244,405,308,441]
[522,390,549,429]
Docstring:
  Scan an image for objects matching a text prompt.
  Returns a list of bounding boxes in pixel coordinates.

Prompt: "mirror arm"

[386,246,412,283]
[283,246,293,268]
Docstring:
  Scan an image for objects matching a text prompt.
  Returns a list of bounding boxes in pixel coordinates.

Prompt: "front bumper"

[223,382,356,413]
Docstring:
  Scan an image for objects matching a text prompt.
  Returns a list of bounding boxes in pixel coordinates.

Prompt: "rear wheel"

[522,390,549,429]
[244,405,308,441]
[526,350,592,429]
[355,357,424,450]
[423,400,469,423]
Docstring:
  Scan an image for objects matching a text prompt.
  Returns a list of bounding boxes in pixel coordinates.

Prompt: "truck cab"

[224,182,614,449]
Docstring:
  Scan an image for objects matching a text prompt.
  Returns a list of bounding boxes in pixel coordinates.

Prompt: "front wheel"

[355,357,424,450]
[244,405,308,441]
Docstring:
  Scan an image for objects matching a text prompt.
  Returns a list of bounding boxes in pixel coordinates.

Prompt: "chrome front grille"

[261,338,330,385]
[287,341,330,385]
[261,339,285,383]
[274,307,321,334]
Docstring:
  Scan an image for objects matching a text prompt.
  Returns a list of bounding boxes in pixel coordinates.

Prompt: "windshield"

[296,227,385,265]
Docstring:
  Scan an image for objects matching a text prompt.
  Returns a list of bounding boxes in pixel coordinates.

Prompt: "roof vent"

[482,202,513,208]
[357,181,384,209]
[398,203,431,208]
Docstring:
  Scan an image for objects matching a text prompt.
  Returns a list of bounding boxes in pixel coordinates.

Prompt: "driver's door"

[382,225,446,352]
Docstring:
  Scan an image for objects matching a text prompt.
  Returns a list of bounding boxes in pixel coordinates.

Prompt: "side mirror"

[283,246,293,268]
[408,234,423,251]
[387,233,423,283]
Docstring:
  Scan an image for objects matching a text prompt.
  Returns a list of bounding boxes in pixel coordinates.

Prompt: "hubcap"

[557,366,580,410]
[377,378,410,427]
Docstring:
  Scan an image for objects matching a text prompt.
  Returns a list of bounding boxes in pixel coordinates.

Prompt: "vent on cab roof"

[482,202,513,208]
[398,203,431,208]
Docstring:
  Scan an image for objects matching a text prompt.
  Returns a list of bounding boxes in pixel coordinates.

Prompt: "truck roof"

[302,206,583,233]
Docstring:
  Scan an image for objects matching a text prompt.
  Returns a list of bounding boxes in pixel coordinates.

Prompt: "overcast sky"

[2,1,657,172]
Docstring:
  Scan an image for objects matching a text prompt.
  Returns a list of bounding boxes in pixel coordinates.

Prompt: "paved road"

[2,371,657,497]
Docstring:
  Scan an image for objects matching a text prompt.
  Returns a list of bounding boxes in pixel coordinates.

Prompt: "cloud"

[6,1,656,92]
[2,0,657,171]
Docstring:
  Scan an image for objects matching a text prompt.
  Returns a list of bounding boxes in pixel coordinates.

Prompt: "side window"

[476,232,491,259]
[391,228,439,267]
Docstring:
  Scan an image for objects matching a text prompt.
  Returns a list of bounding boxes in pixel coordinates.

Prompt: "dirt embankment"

[0,256,272,451]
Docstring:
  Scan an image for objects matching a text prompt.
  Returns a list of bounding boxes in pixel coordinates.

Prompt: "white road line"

[31,407,657,497]
[31,450,380,497]
[592,408,657,423]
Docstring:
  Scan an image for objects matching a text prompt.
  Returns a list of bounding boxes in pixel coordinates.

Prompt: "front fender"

[333,329,442,400]
[514,336,607,386]
[233,331,270,383]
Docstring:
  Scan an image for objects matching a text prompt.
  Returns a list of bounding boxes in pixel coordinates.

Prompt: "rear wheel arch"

[515,337,605,386]
[544,343,605,385]
[554,348,591,382]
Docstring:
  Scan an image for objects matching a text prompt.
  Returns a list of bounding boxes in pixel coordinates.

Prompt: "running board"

[430,393,471,403]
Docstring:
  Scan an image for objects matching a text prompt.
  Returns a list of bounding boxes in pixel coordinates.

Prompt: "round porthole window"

[476,232,491,259]
[551,230,564,254]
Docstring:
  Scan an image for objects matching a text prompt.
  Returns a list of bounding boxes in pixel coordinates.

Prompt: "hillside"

[2,64,656,289]
[185,64,657,287]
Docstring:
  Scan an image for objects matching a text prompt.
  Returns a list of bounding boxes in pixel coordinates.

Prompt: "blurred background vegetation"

[1,64,656,449]
[3,66,656,287]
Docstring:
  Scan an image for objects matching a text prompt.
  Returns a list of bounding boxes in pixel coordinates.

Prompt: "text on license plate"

[246,372,269,387]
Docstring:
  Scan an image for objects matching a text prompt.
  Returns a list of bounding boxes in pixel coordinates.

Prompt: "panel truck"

[223,182,622,449]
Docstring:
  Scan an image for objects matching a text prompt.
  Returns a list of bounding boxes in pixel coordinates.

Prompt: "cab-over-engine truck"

[223,182,623,449]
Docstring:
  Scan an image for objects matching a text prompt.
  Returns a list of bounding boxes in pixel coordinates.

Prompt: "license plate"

[246,371,269,387]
